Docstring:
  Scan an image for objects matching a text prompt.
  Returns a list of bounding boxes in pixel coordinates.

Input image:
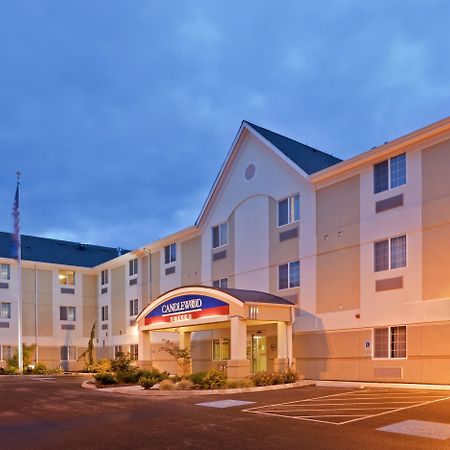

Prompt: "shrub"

[159,379,175,390]
[200,369,226,389]
[281,370,298,384]
[94,372,117,385]
[32,363,49,375]
[250,370,298,386]
[226,378,254,389]
[138,369,169,383]
[175,379,193,390]
[116,369,140,384]
[111,353,135,373]
[139,376,159,390]
[90,359,112,373]
[250,371,275,386]
[188,371,207,386]
[0,366,17,375]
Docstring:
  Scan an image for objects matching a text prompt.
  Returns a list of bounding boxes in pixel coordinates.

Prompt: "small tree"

[8,343,36,369]
[77,322,96,369]
[160,339,191,379]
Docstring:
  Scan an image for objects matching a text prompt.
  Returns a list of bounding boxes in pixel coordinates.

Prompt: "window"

[164,243,176,264]
[129,298,139,316]
[212,223,228,248]
[374,235,406,272]
[60,346,76,361]
[129,259,138,277]
[374,153,406,194]
[101,269,109,285]
[212,338,230,361]
[278,194,300,227]
[114,345,123,358]
[374,326,406,359]
[0,264,10,281]
[278,261,300,290]
[0,303,11,319]
[60,306,76,321]
[59,270,75,286]
[0,345,12,361]
[130,344,138,360]
[101,305,108,321]
[212,278,228,288]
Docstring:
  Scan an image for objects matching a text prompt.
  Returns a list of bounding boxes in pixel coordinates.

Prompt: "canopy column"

[178,330,192,376]
[138,329,153,370]
[227,315,250,379]
[274,321,292,373]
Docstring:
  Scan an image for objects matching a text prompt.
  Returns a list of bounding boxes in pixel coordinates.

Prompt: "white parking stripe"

[243,389,450,425]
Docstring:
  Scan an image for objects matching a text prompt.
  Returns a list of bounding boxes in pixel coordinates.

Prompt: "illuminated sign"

[145,294,229,325]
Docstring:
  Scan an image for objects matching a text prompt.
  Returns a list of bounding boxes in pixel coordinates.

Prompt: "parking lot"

[1,376,450,449]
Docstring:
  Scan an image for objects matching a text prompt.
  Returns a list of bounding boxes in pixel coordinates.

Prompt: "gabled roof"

[244,121,342,175]
[0,232,129,268]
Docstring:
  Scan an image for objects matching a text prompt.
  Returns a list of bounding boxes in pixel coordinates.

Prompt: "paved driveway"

[1,376,450,449]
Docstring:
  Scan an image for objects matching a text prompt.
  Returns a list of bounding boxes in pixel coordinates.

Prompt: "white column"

[277,321,287,360]
[230,316,247,360]
[138,329,152,369]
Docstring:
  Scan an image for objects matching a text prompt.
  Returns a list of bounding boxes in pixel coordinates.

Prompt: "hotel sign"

[145,294,230,325]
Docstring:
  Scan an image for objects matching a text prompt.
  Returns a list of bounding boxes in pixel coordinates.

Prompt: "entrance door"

[250,335,267,373]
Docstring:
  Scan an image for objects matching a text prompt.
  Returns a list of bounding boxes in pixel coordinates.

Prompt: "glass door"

[250,335,267,373]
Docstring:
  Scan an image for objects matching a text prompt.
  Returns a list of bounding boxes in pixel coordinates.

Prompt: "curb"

[313,380,450,391]
[81,379,315,396]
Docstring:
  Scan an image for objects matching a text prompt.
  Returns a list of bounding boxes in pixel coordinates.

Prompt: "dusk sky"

[1,1,449,250]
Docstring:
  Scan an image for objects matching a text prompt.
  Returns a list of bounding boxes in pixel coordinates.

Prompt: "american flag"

[12,179,20,259]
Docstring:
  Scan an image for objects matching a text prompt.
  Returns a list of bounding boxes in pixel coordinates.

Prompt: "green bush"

[89,359,112,373]
[188,371,207,386]
[139,376,159,390]
[200,369,226,389]
[281,370,298,384]
[111,353,135,373]
[32,363,49,375]
[226,378,254,389]
[138,369,169,383]
[116,369,140,384]
[0,366,18,375]
[250,370,298,386]
[94,372,117,385]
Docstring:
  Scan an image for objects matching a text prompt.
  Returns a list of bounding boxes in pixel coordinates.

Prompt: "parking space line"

[243,389,450,425]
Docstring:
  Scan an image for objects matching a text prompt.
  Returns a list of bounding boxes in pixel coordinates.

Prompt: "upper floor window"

[0,264,10,281]
[129,298,139,316]
[101,269,109,285]
[278,194,300,227]
[60,306,76,321]
[129,259,138,277]
[165,243,176,264]
[278,261,300,290]
[0,303,11,319]
[374,235,406,272]
[374,153,406,194]
[59,270,75,286]
[212,223,228,248]
[101,305,109,321]
[374,326,406,359]
[213,278,228,288]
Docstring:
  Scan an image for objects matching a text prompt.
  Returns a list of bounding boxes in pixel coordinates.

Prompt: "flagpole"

[15,172,23,373]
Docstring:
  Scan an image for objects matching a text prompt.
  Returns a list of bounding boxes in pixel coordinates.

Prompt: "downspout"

[143,248,152,305]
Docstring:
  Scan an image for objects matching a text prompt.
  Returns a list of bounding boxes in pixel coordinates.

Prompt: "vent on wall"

[212,250,227,261]
[0,282,9,289]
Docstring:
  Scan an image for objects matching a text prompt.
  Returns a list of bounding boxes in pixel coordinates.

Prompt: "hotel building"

[1,117,450,383]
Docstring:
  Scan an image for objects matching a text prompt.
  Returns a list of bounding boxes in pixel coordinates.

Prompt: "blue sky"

[0,1,449,249]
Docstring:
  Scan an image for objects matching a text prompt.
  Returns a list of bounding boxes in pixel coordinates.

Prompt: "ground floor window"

[114,345,123,358]
[60,346,76,361]
[0,345,12,361]
[130,344,138,360]
[212,338,230,361]
[374,326,406,359]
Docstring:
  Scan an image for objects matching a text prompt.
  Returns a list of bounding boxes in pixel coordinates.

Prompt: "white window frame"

[59,270,75,286]
[0,345,12,361]
[278,260,300,290]
[130,344,138,360]
[60,306,76,321]
[60,345,76,361]
[129,259,138,277]
[101,269,109,286]
[114,345,123,358]
[129,298,139,317]
[373,153,407,195]
[374,234,407,272]
[0,263,10,281]
[277,193,300,228]
[212,338,230,361]
[0,302,11,319]
[212,278,228,288]
[212,222,228,249]
[164,243,176,264]
[101,305,109,321]
[373,326,407,360]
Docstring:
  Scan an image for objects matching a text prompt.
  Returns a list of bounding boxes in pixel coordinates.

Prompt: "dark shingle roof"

[216,287,294,305]
[0,232,129,267]
[244,121,342,175]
